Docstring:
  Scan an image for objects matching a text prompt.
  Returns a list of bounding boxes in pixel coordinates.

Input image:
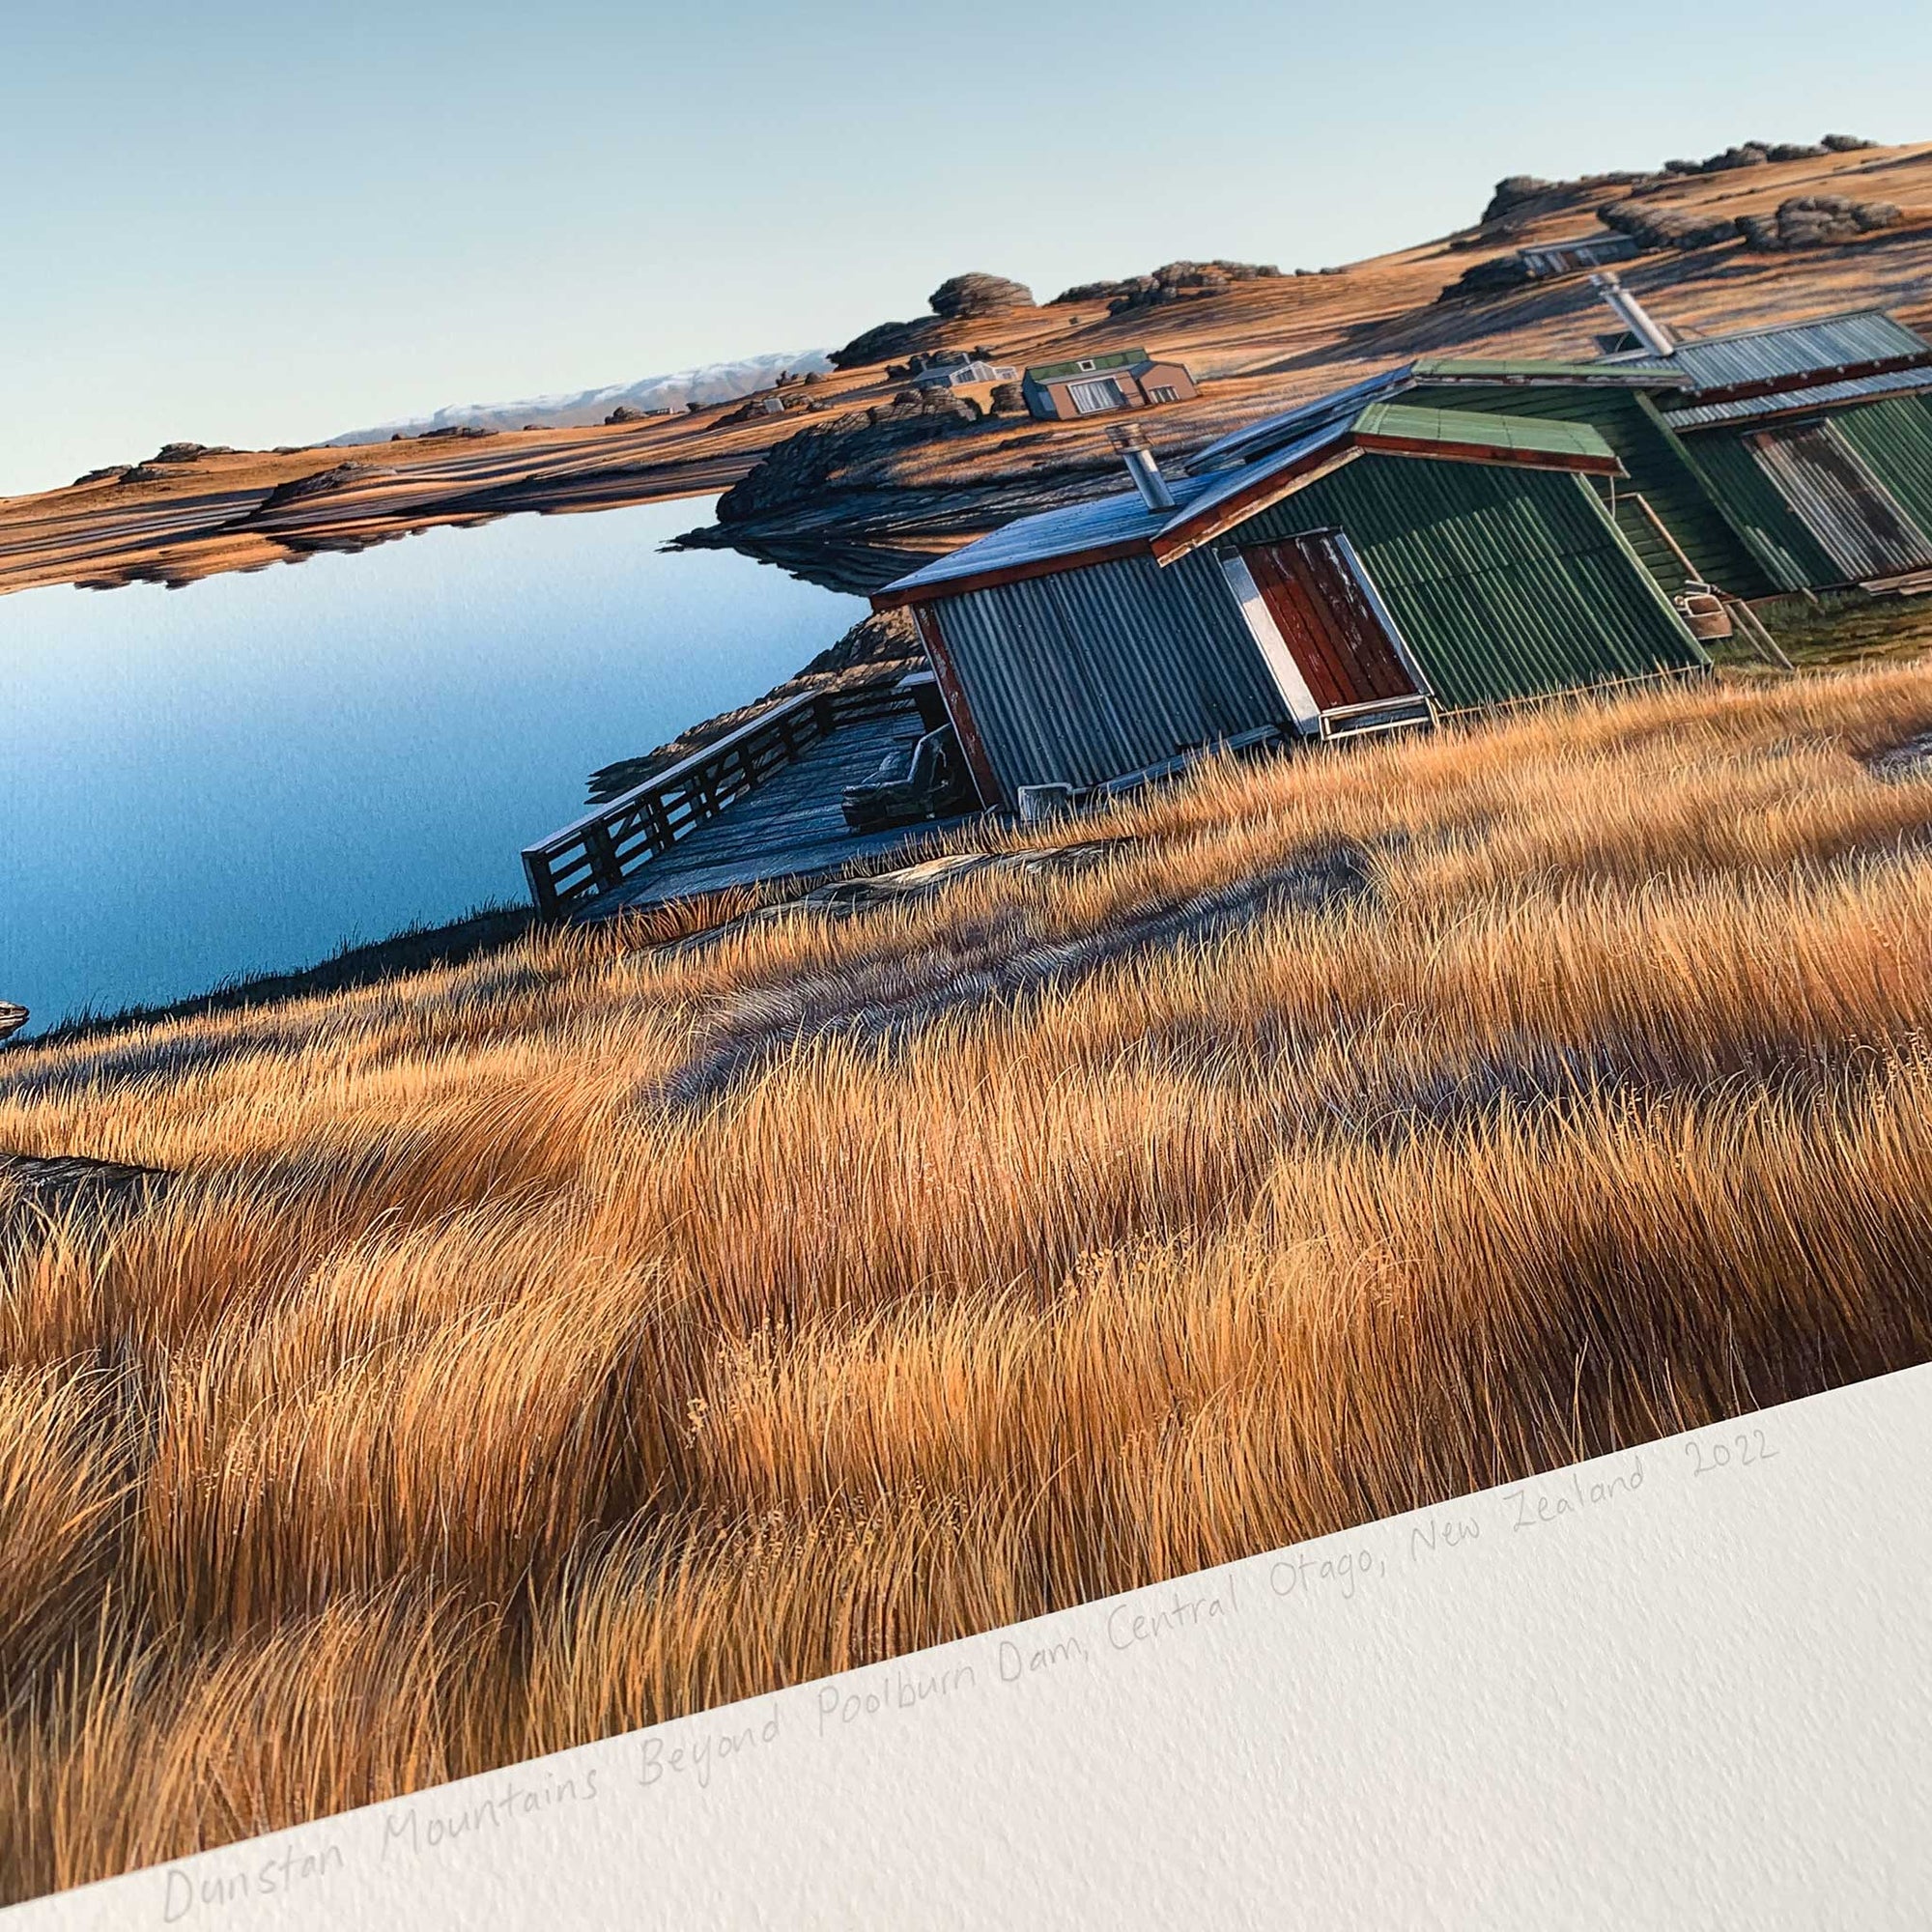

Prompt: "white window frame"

[1068,378,1125,415]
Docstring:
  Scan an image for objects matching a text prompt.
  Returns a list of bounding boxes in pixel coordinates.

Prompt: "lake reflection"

[0,499,863,1032]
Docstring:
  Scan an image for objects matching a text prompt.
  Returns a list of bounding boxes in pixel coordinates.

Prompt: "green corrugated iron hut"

[1191,359,1781,601]
[871,396,1708,807]
[1610,311,1932,590]
[1201,303,1932,604]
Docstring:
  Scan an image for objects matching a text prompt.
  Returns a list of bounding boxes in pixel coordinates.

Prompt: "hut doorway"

[1746,421,1932,582]
[1236,529,1433,728]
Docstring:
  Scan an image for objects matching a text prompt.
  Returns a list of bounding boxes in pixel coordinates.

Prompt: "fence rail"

[521,682,916,914]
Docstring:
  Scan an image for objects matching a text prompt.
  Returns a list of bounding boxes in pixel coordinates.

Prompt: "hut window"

[1069,378,1126,414]
[1147,385,1179,404]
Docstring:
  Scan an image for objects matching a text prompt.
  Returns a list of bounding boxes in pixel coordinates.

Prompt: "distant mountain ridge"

[327,349,836,443]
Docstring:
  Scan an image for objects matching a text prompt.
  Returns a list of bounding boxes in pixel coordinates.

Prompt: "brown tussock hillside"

[7,662,1932,1892]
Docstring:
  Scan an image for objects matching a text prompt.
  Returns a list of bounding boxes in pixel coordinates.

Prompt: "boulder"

[1055,259,1280,312]
[829,316,942,370]
[928,272,1035,318]
[1740,195,1904,250]
[987,382,1027,416]
[1599,199,1738,252]
[253,462,376,512]
[1438,253,1534,300]
[1481,175,1557,223]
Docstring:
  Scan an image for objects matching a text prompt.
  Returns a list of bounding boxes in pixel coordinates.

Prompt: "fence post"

[582,819,625,893]
[523,849,560,915]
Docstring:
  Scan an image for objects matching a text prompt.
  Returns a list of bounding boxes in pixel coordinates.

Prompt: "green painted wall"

[1408,383,1776,598]
[1833,395,1932,540]
[1227,454,1708,713]
[1680,431,1845,590]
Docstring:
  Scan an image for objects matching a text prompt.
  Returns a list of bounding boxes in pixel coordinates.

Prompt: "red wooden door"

[1239,531,1418,712]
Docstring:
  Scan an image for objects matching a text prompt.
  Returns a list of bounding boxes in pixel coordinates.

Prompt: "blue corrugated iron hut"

[871,397,1708,807]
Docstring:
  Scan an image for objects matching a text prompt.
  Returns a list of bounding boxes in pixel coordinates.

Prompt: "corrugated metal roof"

[1662,363,1932,429]
[1184,368,1418,473]
[1149,422,1359,554]
[1184,358,1676,477]
[878,402,1622,602]
[1409,355,1681,388]
[1600,310,1932,394]
[1354,402,1617,466]
[875,473,1219,600]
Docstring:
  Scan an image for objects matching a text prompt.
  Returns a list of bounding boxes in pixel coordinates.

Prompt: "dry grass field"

[9,656,1932,1895]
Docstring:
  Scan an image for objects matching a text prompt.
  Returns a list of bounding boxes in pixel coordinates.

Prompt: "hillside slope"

[4,135,1928,599]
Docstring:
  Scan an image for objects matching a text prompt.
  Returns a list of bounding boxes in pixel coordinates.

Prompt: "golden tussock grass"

[7,660,1932,1895]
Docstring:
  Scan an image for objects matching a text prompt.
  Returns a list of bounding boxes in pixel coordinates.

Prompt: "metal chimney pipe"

[1590,270,1677,357]
[1108,420,1176,511]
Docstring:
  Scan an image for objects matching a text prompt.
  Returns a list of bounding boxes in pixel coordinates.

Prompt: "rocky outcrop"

[711,395,989,528]
[1440,255,1534,298]
[928,272,1035,318]
[1663,135,1873,174]
[800,608,921,675]
[1054,260,1281,313]
[1476,172,1650,231]
[829,274,1036,370]
[1737,195,1904,249]
[1473,137,1881,236]
[829,316,945,370]
[1598,199,1740,253]
[251,462,378,513]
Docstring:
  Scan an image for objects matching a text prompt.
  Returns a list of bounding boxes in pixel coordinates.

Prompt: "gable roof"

[1599,309,1932,403]
[1024,347,1154,384]
[1183,356,1679,475]
[1660,360,1932,431]
[871,399,1619,608]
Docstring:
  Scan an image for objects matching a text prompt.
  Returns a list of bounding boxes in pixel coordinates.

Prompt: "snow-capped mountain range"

[327,349,835,443]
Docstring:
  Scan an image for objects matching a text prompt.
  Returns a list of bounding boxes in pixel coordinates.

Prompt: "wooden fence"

[521,682,916,914]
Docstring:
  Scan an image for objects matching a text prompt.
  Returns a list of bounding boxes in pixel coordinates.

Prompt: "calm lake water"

[0,499,864,1034]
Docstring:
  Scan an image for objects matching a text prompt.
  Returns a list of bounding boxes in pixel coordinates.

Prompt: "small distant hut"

[871,394,1707,808]
[1020,348,1199,420]
[909,355,1021,391]
[1518,233,1640,280]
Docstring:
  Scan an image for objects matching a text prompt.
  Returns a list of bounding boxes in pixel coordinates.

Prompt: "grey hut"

[871,396,1709,807]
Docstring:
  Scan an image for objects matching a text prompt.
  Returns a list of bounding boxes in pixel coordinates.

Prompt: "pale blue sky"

[4,0,1926,495]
